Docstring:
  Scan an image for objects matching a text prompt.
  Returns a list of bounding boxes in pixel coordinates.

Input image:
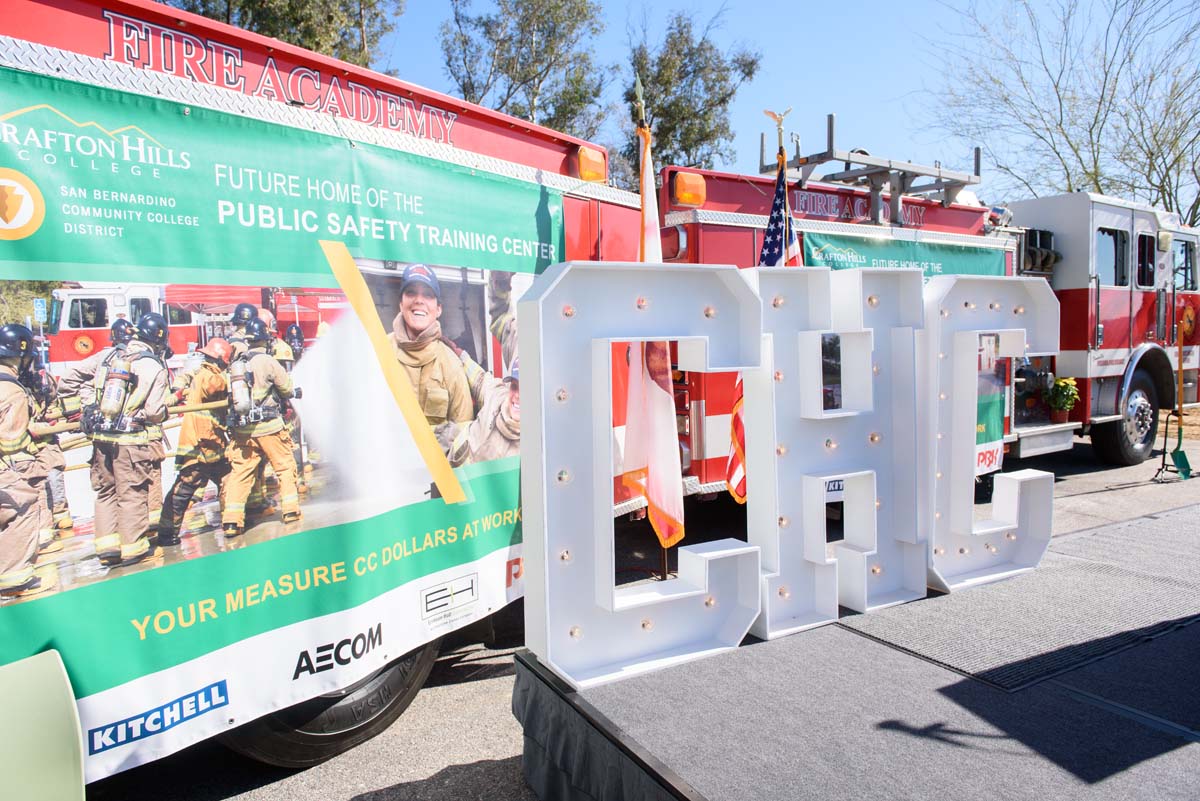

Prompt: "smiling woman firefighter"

[388,264,472,427]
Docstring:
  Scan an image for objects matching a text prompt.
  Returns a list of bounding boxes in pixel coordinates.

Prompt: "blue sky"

[376,1,976,185]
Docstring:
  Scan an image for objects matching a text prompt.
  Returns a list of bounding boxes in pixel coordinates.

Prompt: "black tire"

[1091,370,1159,465]
[219,637,441,768]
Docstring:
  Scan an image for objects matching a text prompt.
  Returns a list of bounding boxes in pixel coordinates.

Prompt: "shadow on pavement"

[424,646,517,688]
[86,739,296,801]
[931,617,1200,784]
[350,756,535,801]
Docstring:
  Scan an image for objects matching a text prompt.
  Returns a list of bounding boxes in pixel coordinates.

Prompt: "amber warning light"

[574,145,607,183]
[672,172,706,208]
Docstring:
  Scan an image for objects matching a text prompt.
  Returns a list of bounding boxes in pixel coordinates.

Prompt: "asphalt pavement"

[87,438,1200,801]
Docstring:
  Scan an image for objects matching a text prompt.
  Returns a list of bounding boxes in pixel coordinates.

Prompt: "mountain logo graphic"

[0,103,167,148]
[0,169,46,241]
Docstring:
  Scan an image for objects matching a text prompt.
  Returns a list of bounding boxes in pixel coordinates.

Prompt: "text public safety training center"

[0,0,1198,792]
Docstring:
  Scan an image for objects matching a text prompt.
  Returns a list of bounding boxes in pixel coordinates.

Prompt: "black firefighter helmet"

[135,312,170,351]
[244,318,272,345]
[110,317,135,346]
[0,323,36,373]
[284,323,304,349]
[231,303,258,328]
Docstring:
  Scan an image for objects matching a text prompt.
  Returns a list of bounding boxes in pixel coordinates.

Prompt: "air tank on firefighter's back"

[229,359,251,415]
[98,357,132,420]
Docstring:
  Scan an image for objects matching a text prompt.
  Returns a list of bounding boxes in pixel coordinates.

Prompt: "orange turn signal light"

[672,172,706,208]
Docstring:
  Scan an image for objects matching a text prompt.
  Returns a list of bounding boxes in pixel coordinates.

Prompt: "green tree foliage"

[624,10,760,173]
[936,0,1200,224]
[438,0,611,140]
[166,0,404,68]
[0,282,63,328]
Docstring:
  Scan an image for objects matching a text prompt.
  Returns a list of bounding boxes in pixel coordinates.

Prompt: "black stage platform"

[512,507,1200,801]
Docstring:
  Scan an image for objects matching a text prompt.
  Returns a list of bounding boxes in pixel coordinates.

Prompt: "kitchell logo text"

[88,681,228,755]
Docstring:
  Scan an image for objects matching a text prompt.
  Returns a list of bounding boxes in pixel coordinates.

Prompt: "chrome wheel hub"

[1123,389,1154,446]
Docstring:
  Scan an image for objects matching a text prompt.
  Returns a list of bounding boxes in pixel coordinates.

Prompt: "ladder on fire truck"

[762,113,982,225]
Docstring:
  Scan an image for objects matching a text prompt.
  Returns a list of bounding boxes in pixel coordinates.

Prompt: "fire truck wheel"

[1091,370,1159,465]
[218,637,442,768]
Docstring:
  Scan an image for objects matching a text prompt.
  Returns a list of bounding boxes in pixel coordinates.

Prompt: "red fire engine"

[656,115,1199,492]
[44,282,349,370]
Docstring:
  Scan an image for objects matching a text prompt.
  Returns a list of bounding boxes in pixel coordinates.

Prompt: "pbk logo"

[0,169,46,240]
[293,623,382,680]
[506,557,524,588]
[88,681,228,755]
[977,447,1001,471]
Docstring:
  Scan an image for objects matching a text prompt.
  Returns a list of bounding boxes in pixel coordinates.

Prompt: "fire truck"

[4,0,1196,787]
[0,0,641,780]
[656,116,1200,494]
[44,282,348,370]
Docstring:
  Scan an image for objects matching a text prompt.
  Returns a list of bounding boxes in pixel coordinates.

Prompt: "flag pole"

[635,77,674,582]
[764,107,793,232]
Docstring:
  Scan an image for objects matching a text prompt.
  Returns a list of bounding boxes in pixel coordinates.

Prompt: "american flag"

[728,150,798,502]
[758,150,801,267]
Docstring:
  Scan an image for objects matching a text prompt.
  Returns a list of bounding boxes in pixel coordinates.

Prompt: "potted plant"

[1047,377,1079,424]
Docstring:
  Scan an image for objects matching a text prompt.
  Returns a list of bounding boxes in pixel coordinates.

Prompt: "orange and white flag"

[621,123,684,548]
[622,341,685,548]
[637,125,663,263]
[726,372,747,504]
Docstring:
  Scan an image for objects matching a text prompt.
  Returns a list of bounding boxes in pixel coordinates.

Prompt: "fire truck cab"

[1008,193,1200,463]
[46,283,196,367]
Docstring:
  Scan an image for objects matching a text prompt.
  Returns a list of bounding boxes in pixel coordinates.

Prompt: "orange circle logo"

[1183,304,1197,341]
[73,335,95,356]
[0,169,46,241]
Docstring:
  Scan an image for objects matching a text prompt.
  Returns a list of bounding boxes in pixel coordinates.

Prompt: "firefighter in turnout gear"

[86,313,170,567]
[58,318,135,406]
[0,325,56,598]
[285,324,305,362]
[158,338,232,546]
[389,264,472,426]
[221,319,301,536]
[33,357,79,534]
[228,302,258,360]
[257,307,294,366]
[26,352,74,550]
[227,303,283,514]
[57,318,135,537]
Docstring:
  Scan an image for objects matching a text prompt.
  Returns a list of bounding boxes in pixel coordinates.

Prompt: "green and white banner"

[0,67,563,284]
[0,67,547,781]
[802,232,1006,277]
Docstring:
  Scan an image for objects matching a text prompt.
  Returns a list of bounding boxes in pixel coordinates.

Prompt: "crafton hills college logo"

[0,168,46,241]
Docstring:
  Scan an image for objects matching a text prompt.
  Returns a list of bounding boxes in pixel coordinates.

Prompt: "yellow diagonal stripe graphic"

[0,104,166,148]
[320,240,466,504]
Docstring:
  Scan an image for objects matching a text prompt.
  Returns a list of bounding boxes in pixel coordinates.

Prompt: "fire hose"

[31,400,229,439]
